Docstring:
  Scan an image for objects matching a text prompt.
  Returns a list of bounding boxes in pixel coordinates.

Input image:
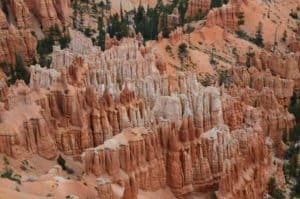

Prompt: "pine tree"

[210,0,223,8]
[161,12,169,38]
[15,53,30,84]
[107,14,128,40]
[254,22,264,48]
[0,0,9,17]
[178,0,188,25]
[282,30,287,42]
[237,12,245,26]
[8,65,16,85]
[97,16,106,50]
[57,155,66,170]
[105,0,111,10]
[134,4,146,33]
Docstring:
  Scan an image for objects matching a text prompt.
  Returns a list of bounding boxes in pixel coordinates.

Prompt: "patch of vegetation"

[237,12,245,26]
[217,69,232,88]
[3,156,9,165]
[57,155,74,174]
[72,0,211,48]
[200,74,212,87]
[165,45,174,58]
[209,48,218,66]
[37,25,71,67]
[245,49,255,68]
[254,22,264,48]
[267,177,285,199]
[236,23,264,48]
[96,16,106,50]
[290,9,298,19]
[8,53,30,85]
[232,47,239,62]
[210,0,223,9]
[107,13,129,40]
[283,94,300,198]
[0,0,9,17]
[0,168,21,184]
[281,30,287,43]
[178,43,188,63]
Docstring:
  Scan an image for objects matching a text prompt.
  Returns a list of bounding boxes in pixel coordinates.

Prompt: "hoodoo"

[0,0,299,198]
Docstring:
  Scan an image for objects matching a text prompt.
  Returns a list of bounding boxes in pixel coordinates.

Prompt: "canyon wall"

[185,0,211,19]
[0,30,296,198]
[0,0,71,65]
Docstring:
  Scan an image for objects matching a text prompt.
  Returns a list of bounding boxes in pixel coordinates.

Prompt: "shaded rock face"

[0,29,295,199]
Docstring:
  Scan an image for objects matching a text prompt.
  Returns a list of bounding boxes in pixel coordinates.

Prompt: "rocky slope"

[0,0,299,198]
[0,0,71,65]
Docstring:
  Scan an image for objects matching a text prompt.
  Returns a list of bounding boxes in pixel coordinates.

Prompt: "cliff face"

[0,25,37,65]
[8,0,32,29]
[24,0,71,30]
[0,0,71,65]
[206,0,248,30]
[0,28,296,198]
[185,0,211,19]
[0,0,299,197]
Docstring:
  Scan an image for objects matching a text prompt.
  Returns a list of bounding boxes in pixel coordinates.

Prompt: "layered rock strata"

[0,29,294,198]
[0,0,71,64]
[206,0,247,30]
[185,0,211,19]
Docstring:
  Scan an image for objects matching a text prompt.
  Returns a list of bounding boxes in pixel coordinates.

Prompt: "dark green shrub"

[178,43,188,63]
[268,177,285,199]
[57,155,66,170]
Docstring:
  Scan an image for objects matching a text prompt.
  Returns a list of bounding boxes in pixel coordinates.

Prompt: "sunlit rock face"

[0,27,296,198]
[185,0,211,19]
[0,0,300,197]
[0,0,70,65]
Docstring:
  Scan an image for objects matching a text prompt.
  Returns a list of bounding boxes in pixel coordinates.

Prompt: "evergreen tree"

[147,8,156,39]
[0,0,9,17]
[97,16,106,50]
[59,34,71,49]
[15,53,30,84]
[178,43,188,63]
[282,30,287,42]
[268,177,285,199]
[57,155,66,170]
[107,14,128,40]
[105,0,111,10]
[134,4,146,35]
[210,0,223,8]
[237,12,245,26]
[161,12,169,38]
[8,65,16,85]
[254,22,264,48]
[37,34,54,55]
[49,24,62,40]
[178,0,188,25]
[155,0,164,13]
